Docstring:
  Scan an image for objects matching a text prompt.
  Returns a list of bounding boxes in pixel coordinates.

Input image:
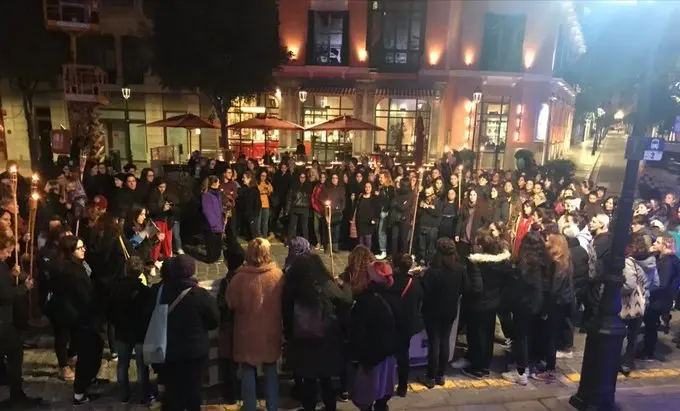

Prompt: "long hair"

[546,233,571,274]
[58,235,83,265]
[93,212,122,238]
[378,170,394,187]
[475,228,504,255]
[346,245,375,294]
[518,231,548,268]
[245,237,273,267]
[430,238,461,270]
[124,203,147,234]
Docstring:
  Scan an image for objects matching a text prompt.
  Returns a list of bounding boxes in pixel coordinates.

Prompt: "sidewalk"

[566,137,603,182]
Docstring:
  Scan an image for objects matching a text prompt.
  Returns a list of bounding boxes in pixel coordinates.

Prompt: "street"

[589,133,629,196]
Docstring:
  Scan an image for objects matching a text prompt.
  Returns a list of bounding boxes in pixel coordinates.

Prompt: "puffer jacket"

[286,181,313,213]
[466,250,513,312]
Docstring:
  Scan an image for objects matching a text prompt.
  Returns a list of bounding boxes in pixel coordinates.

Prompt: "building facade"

[0,0,582,169]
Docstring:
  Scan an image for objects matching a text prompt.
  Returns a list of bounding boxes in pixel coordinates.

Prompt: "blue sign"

[625,137,665,162]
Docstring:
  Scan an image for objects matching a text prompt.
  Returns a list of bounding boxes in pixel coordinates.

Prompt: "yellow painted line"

[565,368,680,383]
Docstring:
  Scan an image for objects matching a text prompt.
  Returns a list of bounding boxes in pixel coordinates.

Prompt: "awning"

[304,86,355,96]
[375,88,437,99]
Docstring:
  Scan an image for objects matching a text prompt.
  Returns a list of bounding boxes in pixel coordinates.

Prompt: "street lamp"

[298,90,308,103]
[614,110,624,121]
[121,87,132,164]
[471,87,483,171]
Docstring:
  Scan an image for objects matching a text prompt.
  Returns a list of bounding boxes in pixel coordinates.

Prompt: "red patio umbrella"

[227,114,303,156]
[305,116,384,161]
[143,114,218,158]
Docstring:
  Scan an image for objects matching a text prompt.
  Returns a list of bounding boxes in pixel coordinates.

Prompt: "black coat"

[438,201,458,238]
[282,254,352,377]
[418,198,442,228]
[350,284,401,368]
[148,188,175,226]
[389,271,424,337]
[567,237,590,295]
[0,262,27,332]
[354,194,379,236]
[153,282,220,361]
[465,251,513,312]
[286,181,313,214]
[504,261,543,315]
[650,254,680,312]
[376,185,395,213]
[421,263,467,323]
[388,187,414,226]
[54,259,99,329]
[321,184,346,224]
[455,202,490,244]
[110,276,154,344]
[237,186,262,220]
[272,171,292,206]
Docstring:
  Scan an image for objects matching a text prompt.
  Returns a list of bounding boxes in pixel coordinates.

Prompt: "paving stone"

[504,400,549,411]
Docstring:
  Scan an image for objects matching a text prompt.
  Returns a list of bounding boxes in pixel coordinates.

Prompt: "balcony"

[44,0,100,32]
[63,64,109,105]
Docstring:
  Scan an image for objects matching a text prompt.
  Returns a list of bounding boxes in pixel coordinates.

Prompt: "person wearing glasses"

[285,172,313,245]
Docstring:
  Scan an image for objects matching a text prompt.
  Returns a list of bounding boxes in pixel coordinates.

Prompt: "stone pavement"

[566,136,603,182]
[3,240,680,410]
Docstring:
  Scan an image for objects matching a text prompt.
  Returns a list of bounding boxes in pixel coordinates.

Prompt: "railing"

[63,64,108,103]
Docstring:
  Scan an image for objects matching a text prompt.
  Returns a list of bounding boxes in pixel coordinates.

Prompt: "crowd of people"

[0,148,679,411]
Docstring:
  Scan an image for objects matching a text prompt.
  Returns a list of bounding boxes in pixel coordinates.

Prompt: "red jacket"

[311,183,325,214]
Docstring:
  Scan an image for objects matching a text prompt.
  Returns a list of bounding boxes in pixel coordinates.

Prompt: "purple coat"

[202,190,224,233]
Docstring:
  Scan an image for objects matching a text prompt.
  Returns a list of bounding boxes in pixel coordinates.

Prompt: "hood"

[468,250,511,264]
[237,262,282,276]
[636,255,657,272]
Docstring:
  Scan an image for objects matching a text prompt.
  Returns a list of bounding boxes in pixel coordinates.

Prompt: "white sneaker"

[502,370,528,386]
[450,358,471,369]
[176,248,185,255]
[556,350,573,359]
[376,252,387,260]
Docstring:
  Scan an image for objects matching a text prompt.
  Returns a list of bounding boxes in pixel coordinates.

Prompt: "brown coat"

[226,262,284,366]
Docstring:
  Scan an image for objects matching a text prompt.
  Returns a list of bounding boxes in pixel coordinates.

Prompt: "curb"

[587,138,605,182]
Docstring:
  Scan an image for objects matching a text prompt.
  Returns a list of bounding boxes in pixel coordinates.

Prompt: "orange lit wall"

[349,1,368,66]
[425,0,451,69]
[279,0,309,65]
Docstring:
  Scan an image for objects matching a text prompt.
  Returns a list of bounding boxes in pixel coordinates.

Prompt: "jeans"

[172,221,183,251]
[72,326,103,395]
[498,310,514,341]
[556,303,575,351]
[115,341,150,399]
[533,311,557,371]
[288,210,310,242]
[163,357,205,411]
[358,234,372,248]
[259,208,270,237]
[466,310,496,372]
[643,307,662,357]
[330,223,341,249]
[377,211,389,254]
[395,335,411,388]
[302,377,336,411]
[53,323,75,367]
[425,319,454,379]
[622,317,643,368]
[313,211,324,246]
[511,311,532,373]
[0,327,23,397]
[418,226,438,261]
[390,223,410,255]
[205,230,223,263]
[241,362,278,411]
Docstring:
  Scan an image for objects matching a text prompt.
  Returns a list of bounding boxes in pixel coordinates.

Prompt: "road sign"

[625,137,665,162]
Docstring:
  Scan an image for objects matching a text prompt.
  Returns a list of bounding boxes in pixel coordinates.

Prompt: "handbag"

[620,259,646,319]
[143,284,192,365]
[293,302,326,339]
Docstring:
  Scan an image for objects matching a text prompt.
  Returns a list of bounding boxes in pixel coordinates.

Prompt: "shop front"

[374,97,432,155]
[228,94,281,158]
[301,94,354,163]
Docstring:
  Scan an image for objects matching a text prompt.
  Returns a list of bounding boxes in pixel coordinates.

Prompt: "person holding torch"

[321,172,345,253]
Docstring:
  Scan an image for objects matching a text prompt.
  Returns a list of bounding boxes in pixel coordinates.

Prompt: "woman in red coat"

[512,200,536,257]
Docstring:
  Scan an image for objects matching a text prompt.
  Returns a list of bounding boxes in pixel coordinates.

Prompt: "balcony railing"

[63,64,109,104]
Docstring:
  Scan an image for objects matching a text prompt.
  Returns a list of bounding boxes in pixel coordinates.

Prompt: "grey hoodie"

[635,255,660,293]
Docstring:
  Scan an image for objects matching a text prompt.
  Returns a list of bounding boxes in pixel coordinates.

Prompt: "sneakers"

[73,393,99,405]
[450,357,471,369]
[435,376,446,386]
[58,366,75,381]
[337,391,350,402]
[460,367,485,380]
[376,252,387,260]
[502,370,528,386]
[556,350,574,359]
[533,370,557,382]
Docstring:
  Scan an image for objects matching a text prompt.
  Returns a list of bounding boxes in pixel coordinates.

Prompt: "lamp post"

[471,86,482,172]
[569,14,659,410]
[298,89,308,155]
[592,106,605,156]
[541,93,557,165]
[121,87,132,164]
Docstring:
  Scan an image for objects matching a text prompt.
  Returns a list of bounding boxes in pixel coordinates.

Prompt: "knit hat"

[285,236,312,267]
[367,261,394,287]
[436,238,457,255]
[92,195,108,211]
[166,255,198,288]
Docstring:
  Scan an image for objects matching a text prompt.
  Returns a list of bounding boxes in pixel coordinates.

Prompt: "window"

[307,11,349,66]
[480,13,526,72]
[122,35,149,85]
[77,34,116,82]
[374,98,430,152]
[368,0,426,71]
[553,25,577,76]
[302,96,354,162]
[475,97,511,150]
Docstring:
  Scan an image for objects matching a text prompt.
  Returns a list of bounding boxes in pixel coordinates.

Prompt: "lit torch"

[325,200,335,277]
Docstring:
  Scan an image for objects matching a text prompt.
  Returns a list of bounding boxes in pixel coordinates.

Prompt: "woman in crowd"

[389,179,414,256]
[644,235,680,361]
[201,175,225,263]
[344,245,376,296]
[375,171,395,260]
[124,204,165,272]
[136,168,155,205]
[503,231,546,385]
[462,230,512,379]
[257,170,274,240]
[438,188,458,239]
[311,172,327,250]
[147,178,175,261]
[349,261,400,411]
[512,200,536,257]
[227,238,284,411]
[154,255,219,411]
[321,172,346,253]
[110,256,154,404]
[286,172,312,244]
[619,234,651,375]
[55,236,103,404]
[354,181,379,248]
[420,239,466,388]
[455,188,487,261]
[387,253,423,397]
[237,171,262,240]
[283,237,352,411]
